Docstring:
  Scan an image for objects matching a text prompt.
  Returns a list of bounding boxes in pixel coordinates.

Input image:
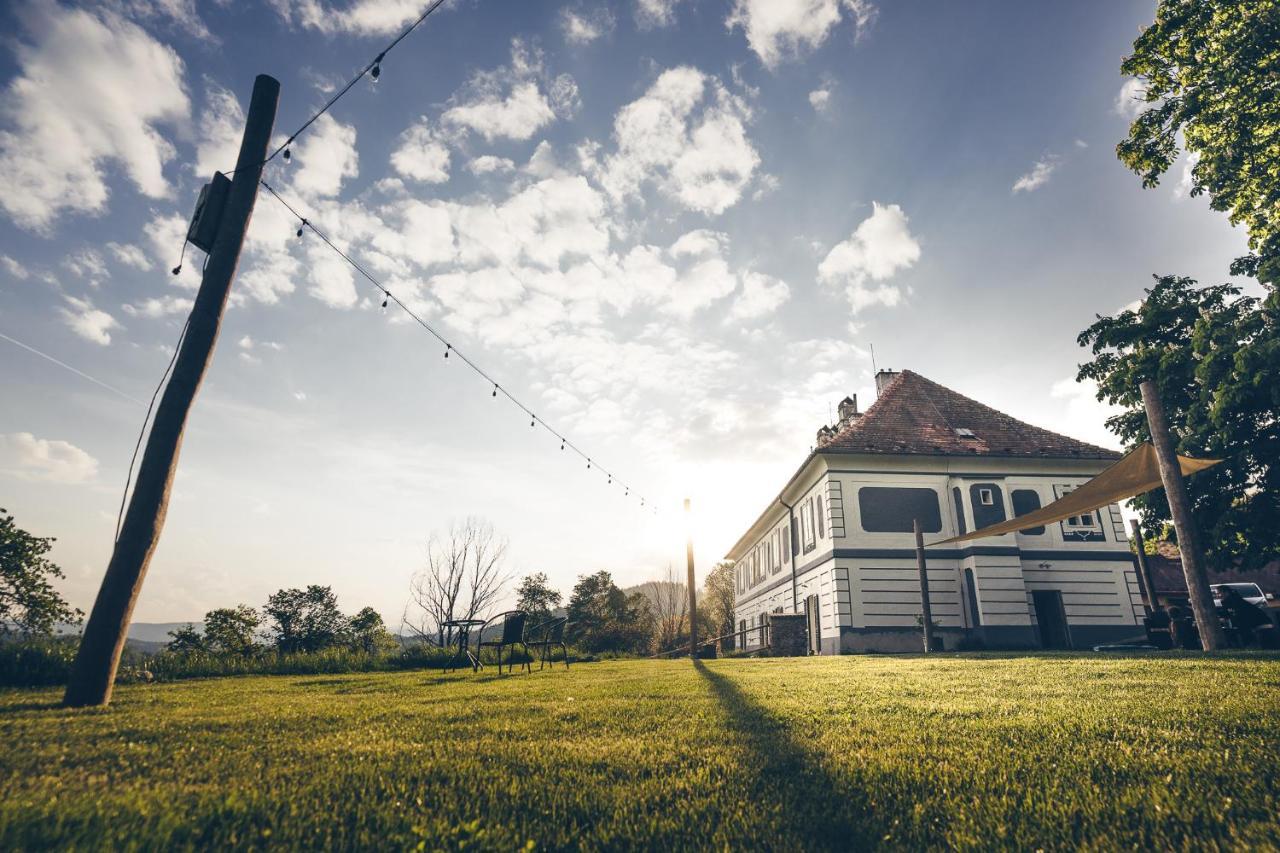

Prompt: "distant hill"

[56,622,202,644]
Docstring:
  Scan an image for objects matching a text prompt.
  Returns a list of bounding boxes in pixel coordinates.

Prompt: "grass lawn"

[2,654,1278,850]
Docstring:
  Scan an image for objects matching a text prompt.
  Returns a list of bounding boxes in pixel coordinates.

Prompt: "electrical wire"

[0,331,147,406]
[258,179,661,515]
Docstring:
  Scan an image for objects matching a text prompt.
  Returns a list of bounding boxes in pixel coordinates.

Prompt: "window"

[969,483,1007,530]
[954,427,976,438]
[783,525,792,562]
[801,499,817,553]
[978,488,994,506]
[857,487,943,533]
[816,495,826,538]
[1055,484,1105,542]
[951,487,967,535]
[1011,489,1045,535]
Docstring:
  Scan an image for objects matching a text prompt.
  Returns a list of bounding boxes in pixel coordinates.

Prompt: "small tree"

[0,509,81,638]
[348,606,396,654]
[203,605,260,655]
[644,564,688,654]
[405,518,511,646]
[264,585,346,654]
[166,624,204,654]
[516,572,562,625]
[566,571,652,654]
[703,561,737,649]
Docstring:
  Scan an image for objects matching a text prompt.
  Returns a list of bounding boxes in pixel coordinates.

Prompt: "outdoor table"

[443,618,486,673]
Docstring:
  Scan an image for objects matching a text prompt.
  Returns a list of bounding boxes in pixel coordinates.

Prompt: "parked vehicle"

[1211,583,1272,609]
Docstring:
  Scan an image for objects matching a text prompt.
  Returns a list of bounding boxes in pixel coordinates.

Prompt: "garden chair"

[528,617,570,670]
[477,610,531,675]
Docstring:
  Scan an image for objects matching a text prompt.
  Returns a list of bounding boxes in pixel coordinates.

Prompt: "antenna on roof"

[870,343,878,376]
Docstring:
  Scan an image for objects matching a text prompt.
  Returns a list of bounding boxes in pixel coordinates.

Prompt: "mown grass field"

[2,654,1278,850]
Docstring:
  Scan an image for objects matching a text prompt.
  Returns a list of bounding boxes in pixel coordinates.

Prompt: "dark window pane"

[1011,488,1045,535]
[952,487,966,535]
[858,487,942,533]
[969,483,1007,530]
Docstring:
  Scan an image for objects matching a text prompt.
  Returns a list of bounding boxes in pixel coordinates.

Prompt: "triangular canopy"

[933,442,1221,546]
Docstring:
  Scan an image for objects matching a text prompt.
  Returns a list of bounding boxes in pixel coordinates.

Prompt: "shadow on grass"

[0,700,65,714]
[692,659,876,850]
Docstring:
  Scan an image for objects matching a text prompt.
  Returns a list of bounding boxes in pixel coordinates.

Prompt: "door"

[804,594,822,655]
[1031,590,1072,649]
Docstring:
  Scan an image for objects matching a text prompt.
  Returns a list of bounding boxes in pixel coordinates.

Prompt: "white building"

[727,369,1145,653]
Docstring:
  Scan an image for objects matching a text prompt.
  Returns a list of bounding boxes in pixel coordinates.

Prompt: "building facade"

[727,370,1145,653]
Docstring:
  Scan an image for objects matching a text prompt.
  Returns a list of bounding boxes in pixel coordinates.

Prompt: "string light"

[296,219,307,238]
[282,147,291,162]
[370,52,385,82]
[257,180,661,517]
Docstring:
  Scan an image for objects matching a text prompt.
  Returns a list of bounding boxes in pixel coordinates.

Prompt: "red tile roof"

[820,370,1120,460]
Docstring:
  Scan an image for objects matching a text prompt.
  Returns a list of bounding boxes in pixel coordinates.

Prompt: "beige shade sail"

[932,442,1221,546]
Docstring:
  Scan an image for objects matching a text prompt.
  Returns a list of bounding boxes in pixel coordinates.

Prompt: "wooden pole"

[1139,380,1226,650]
[1129,518,1157,615]
[63,75,280,707]
[914,518,935,653]
[685,498,698,657]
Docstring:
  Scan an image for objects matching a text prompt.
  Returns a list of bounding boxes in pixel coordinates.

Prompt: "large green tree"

[0,509,81,637]
[264,586,347,654]
[203,605,260,655]
[1118,0,1280,285]
[565,571,651,654]
[1078,275,1279,570]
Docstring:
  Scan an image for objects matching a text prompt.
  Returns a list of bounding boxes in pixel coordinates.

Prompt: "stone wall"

[767,613,807,657]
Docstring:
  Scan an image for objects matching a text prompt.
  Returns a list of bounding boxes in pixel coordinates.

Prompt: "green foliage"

[165,624,204,654]
[264,585,346,654]
[703,561,736,640]
[202,605,260,655]
[566,570,652,654]
[515,572,562,625]
[0,508,81,638]
[1,656,1278,849]
[346,606,397,655]
[1118,0,1280,284]
[0,636,78,686]
[1078,275,1280,569]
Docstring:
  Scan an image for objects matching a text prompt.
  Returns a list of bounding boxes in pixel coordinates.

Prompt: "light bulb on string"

[530,417,535,428]
[296,219,307,238]
[560,439,565,451]
[380,290,390,312]
[283,147,291,162]
[444,344,451,359]
[370,53,385,81]
[607,475,612,485]
[171,265,182,276]
[492,384,499,398]
[587,459,591,470]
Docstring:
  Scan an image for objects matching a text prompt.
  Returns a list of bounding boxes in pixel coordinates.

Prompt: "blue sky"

[0,0,1253,624]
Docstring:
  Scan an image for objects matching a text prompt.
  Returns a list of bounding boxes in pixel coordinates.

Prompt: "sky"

[0,0,1256,626]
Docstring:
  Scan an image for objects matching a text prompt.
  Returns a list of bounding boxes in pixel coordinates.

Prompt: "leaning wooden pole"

[1139,380,1226,651]
[1129,518,1157,615]
[685,498,698,657]
[914,518,935,653]
[64,75,280,707]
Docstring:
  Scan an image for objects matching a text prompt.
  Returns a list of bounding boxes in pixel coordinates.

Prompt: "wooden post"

[1129,519,1157,615]
[1139,380,1226,651]
[685,498,698,657]
[914,518,936,653]
[63,75,280,707]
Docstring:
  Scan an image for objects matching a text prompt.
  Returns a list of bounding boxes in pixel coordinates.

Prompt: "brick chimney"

[816,424,835,447]
[837,395,858,424]
[874,369,899,397]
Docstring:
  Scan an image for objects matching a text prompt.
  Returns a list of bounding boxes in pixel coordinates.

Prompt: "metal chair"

[528,617,570,670]
[477,610,531,674]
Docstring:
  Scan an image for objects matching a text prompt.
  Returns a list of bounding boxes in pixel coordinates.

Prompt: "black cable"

[115,318,191,542]
[258,179,660,514]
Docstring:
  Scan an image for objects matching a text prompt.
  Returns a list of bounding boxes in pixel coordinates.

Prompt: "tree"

[515,572,561,625]
[1078,275,1280,570]
[566,571,652,654]
[203,605,260,655]
[166,623,204,654]
[1117,1,1280,285]
[404,518,510,646]
[348,606,396,654]
[703,561,737,649]
[644,564,688,654]
[264,585,346,654]
[0,509,81,638]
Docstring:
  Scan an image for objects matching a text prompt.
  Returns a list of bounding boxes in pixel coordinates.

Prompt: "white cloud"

[305,243,358,308]
[442,41,562,142]
[59,296,121,345]
[730,271,790,320]
[63,249,109,281]
[1012,155,1059,193]
[467,155,515,176]
[1049,377,1123,451]
[635,0,683,28]
[0,432,98,484]
[1074,138,1089,149]
[817,201,920,313]
[809,88,832,113]
[119,0,214,41]
[122,294,192,318]
[143,212,201,288]
[291,114,358,198]
[597,66,760,216]
[390,118,450,184]
[0,4,189,231]
[107,242,153,270]
[561,6,615,43]
[194,82,244,178]
[1113,77,1148,119]
[1,255,29,279]
[1174,150,1201,200]
[268,0,441,36]
[727,0,877,69]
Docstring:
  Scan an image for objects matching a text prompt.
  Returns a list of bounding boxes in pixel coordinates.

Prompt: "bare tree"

[404,517,511,646]
[645,563,688,654]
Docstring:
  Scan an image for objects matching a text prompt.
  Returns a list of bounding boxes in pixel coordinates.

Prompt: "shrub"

[0,637,78,687]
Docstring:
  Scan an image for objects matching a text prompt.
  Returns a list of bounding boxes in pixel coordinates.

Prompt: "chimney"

[874,369,899,397]
[837,395,858,424]
[816,424,834,447]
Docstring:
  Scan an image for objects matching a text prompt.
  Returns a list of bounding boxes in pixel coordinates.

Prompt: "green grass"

[1,655,1278,850]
